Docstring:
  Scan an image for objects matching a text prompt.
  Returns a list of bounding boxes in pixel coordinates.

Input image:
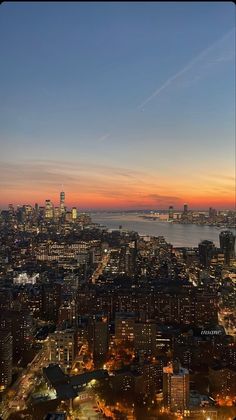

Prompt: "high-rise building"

[198,240,215,268]
[163,360,189,413]
[41,283,62,322]
[45,199,54,219]
[183,203,188,214]
[48,329,76,372]
[119,244,137,276]
[88,316,108,360]
[209,363,236,398]
[54,207,60,219]
[219,230,235,265]
[115,313,135,343]
[72,207,77,220]
[60,191,66,215]
[3,310,33,362]
[134,322,157,354]
[58,301,77,328]
[0,331,13,390]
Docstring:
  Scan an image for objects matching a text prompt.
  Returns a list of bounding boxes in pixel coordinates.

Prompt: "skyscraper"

[219,230,235,265]
[60,191,66,215]
[45,199,54,219]
[198,240,215,268]
[163,360,189,413]
[71,207,77,220]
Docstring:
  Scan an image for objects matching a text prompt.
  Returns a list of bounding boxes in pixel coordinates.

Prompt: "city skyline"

[2,190,235,212]
[0,2,235,210]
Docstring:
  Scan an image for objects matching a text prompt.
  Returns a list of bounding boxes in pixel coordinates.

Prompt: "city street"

[1,345,49,419]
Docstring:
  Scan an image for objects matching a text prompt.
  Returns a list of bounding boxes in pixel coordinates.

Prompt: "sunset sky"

[0,2,235,210]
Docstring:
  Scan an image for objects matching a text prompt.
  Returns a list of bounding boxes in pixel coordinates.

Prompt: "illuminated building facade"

[198,240,215,268]
[60,191,66,215]
[48,329,76,372]
[163,360,189,412]
[45,199,54,219]
[115,313,135,342]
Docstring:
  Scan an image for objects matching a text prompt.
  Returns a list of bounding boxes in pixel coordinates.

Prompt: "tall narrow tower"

[60,190,66,215]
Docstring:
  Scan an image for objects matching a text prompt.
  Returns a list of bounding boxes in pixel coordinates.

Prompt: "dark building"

[41,283,62,322]
[88,316,109,361]
[183,204,188,214]
[0,310,33,362]
[219,230,235,265]
[0,289,12,311]
[198,240,215,268]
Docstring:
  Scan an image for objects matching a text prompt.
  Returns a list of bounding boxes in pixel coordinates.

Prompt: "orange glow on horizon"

[1,189,235,211]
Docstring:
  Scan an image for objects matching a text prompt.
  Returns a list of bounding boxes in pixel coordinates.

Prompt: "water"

[91,212,236,248]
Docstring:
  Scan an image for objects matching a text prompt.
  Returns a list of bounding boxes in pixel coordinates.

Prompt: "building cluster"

[141,204,236,228]
[0,194,235,419]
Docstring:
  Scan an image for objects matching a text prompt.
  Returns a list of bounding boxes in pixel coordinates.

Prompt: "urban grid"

[0,2,235,420]
[0,192,235,420]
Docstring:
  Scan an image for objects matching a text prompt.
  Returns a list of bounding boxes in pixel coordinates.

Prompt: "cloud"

[145,193,181,204]
[0,160,148,197]
[137,27,235,109]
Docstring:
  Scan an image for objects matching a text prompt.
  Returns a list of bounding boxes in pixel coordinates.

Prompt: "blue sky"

[0,2,235,209]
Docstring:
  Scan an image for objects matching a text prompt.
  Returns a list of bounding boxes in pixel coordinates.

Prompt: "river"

[91,212,236,248]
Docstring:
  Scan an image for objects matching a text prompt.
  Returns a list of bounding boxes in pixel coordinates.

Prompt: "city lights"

[0,2,235,420]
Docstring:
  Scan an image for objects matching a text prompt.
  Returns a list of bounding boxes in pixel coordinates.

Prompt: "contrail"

[137,27,235,109]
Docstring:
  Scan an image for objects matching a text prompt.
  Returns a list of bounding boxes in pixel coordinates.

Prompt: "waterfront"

[92,212,236,248]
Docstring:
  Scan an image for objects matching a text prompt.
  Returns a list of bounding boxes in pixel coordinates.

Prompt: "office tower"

[219,230,235,265]
[168,206,174,221]
[60,191,66,215]
[163,360,189,413]
[35,202,39,214]
[41,283,62,322]
[71,207,77,220]
[45,199,54,219]
[88,316,108,360]
[48,329,76,372]
[198,240,215,268]
[0,331,13,390]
